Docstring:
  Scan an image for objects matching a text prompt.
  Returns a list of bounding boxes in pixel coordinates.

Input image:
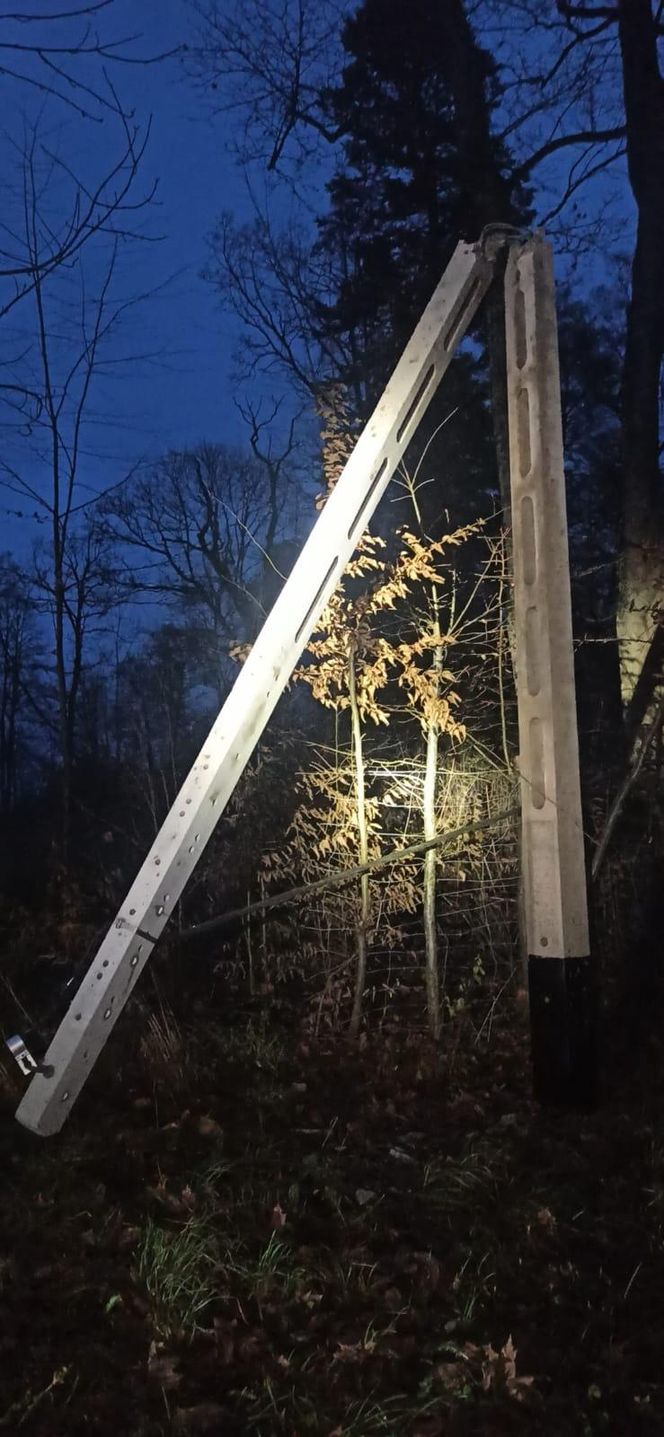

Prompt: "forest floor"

[1,985,664,1436]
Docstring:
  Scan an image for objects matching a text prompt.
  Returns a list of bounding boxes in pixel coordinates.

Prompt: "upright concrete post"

[504,234,596,1106]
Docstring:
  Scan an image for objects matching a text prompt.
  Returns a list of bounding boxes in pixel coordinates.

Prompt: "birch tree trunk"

[423,593,443,1039]
[348,648,371,1037]
[614,0,664,712]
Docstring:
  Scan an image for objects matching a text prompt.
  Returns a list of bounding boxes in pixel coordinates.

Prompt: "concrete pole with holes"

[15,241,494,1136]
[504,233,596,1105]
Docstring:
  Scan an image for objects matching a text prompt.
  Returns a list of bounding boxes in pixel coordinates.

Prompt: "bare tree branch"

[511,124,626,179]
[557,3,618,21]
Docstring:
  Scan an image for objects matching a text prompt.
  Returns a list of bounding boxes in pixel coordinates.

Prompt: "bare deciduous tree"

[0,2,175,120]
[102,434,301,650]
[195,0,663,726]
[0,142,157,854]
[187,0,342,171]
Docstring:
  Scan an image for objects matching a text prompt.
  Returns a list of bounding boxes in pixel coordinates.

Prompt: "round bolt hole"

[155,857,161,866]
[186,798,192,805]
[179,810,185,817]
[540,936,549,948]
[96,972,103,980]
[102,960,109,968]
[129,908,136,916]
[75,1013,82,1021]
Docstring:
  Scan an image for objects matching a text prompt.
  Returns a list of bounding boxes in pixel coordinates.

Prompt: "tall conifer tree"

[314,0,531,523]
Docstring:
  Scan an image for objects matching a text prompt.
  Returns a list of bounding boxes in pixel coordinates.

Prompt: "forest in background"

[2,0,659,1050]
[1,4,664,1435]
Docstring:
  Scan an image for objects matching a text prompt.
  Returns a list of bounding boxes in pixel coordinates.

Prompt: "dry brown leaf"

[355,1187,377,1206]
[212,1317,237,1365]
[196,1115,223,1138]
[148,1342,181,1391]
[481,1335,535,1401]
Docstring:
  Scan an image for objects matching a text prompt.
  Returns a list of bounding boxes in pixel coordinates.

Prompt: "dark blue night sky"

[0,0,634,561]
[0,2,265,557]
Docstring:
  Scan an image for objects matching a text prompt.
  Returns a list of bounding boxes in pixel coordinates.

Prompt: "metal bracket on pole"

[16,241,494,1136]
[504,234,596,1106]
[6,1034,41,1078]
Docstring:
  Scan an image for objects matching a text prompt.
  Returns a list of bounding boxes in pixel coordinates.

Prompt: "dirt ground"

[1,991,663,1435]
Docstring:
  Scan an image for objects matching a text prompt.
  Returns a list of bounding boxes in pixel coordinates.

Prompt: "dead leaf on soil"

[447,1094,483,1121]
[355,1188,377,1206]
[333,1339,373,1363]
[383,1333,417,1359]
[213,1317,237,1364]
[173,1403,226,1433]
[396,1250,443,1292]
[145,1185,192,1218]
[196,1115,223,1138]
[480,1335,535,1401]
[237,1331,265,1362]
[148,1342,181,1391]
[435,1358,470,1393]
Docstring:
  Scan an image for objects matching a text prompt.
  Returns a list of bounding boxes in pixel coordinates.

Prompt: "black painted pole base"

[528,955,597,1108]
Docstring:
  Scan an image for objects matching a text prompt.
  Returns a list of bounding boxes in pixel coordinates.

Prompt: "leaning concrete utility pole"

[504,234,595,1105]
[13,241,494,1135]
[10,230,595,1133]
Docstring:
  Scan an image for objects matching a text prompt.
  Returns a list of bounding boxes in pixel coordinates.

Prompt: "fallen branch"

[181,806,520,943]
[591,693,664,883]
